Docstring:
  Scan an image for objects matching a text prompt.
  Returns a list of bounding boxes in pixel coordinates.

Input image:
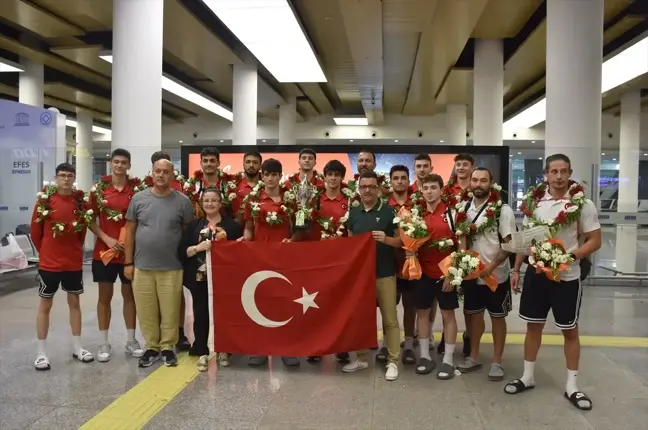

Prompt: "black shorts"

[396,277,414,304]
[412,274,459,311]
[38,270,83,298]
[519,272,583,330]
[463,278,512,318]
[92,260,130,284]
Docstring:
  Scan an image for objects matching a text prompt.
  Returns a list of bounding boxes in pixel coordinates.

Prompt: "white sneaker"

[385,362,399,381]
[125,339,144,358]
[342,359,369,373]
[97,344,111,362]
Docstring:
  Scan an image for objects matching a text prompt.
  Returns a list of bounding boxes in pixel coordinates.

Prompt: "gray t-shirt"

[126,189,194,270]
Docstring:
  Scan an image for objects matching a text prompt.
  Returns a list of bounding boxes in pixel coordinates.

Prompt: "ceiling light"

[504,36,648,129]
[509,154,513,157]
[349,139,354,142]
[517,152,522,155]
[220,139,224,143]
[613,158,617,161]
[65,119,111,135]
[202,0,326,83]
[531,140,536,143]
[602,152,606,155]
[333,117,368,126]
[262,139,266,142]
[440,140,444,143]
[644,153,647,156]
[394,139,399,143]
[538,157,542,160]
[100,55,233,121]
[0,58,24,73]
[179,140,183,143]
[105,153,110,157]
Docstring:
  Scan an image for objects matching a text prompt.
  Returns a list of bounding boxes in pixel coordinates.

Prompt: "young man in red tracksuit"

[31,163,94,370]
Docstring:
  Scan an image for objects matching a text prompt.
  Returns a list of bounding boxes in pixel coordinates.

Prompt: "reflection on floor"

[1,268,647,430]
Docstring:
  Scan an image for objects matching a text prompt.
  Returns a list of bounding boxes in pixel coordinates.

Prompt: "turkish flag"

[211,233,378,356]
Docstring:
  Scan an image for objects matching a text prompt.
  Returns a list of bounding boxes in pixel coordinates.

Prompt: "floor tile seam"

[590,349,648,393]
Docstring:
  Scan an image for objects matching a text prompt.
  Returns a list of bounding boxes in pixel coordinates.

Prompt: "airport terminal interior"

[1,0,648,429]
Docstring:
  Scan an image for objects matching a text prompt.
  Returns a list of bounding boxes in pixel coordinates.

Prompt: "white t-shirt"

[466,201,516,284]
[531,192,600,282]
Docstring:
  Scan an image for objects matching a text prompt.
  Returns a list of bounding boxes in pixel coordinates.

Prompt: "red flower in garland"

[555,211,568,224]
[486,208,495,217]
[456,212,467,223]
[128,177,142,188]
[143,176,153,187]
[74,189,85,200]
[100,175,112,182]
[193,170,204,181]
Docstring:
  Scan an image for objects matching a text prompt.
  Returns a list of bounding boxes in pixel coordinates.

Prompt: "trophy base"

[294,221,310,230]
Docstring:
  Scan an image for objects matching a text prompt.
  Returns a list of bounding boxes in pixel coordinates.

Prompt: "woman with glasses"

[180,187,241,370]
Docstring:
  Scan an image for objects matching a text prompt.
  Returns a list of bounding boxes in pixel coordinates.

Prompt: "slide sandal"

[504,379,535,395]
[564,391,593,411]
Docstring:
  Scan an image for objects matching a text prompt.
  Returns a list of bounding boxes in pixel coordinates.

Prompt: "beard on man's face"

[472,187,489,198]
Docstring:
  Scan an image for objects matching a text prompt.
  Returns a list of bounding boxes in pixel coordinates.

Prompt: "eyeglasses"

[57,173,75,180]
[359,185,378,191]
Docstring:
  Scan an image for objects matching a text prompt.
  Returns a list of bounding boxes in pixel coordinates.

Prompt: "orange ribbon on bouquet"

[397,207,430,280]
[100,227,126,265]
[532,238,570,281]
[438,250,498,292]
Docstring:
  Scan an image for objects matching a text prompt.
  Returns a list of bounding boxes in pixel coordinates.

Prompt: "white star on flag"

[293,287,319,314]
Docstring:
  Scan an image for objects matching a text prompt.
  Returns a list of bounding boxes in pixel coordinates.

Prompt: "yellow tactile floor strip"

[79,355,199,430]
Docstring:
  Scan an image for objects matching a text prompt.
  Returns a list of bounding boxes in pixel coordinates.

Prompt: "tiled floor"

[1,226,648,430]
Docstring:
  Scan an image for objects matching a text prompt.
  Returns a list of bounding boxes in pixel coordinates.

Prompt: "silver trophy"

[294,177,315,229]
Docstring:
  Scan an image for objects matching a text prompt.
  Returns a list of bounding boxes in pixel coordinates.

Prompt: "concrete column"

[233,63,258,146]
[19,58,44,107]
[473,39,503,146]
[279,96,297,146]
[75,112,94,251]
[545,0,603,196]
[111,0,163,177]
[446,103,467,146]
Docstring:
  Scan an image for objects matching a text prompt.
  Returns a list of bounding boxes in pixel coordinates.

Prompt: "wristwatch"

[124,262,134,267]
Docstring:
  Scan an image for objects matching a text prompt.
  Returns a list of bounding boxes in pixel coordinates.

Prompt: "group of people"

[29,146,601,411]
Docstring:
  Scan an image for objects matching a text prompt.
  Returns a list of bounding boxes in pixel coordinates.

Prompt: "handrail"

[596,265,648,277]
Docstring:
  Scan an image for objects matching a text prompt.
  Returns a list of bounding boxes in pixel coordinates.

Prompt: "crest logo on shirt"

[376,217,380,223]
[341,203,348,210]
[442,214,448,223]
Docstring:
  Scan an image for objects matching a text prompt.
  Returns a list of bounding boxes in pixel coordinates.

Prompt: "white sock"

[419,338,431,360]
[404,337,413,350]
[126,329,136,341]
[37,339,46,357]
[521,360,536,386]
[443,343,455,366]
[72,336,82,354]
[100,330,109,344]
[566,369,578,396]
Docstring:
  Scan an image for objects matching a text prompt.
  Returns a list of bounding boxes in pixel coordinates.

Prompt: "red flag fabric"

[211,233,377,356]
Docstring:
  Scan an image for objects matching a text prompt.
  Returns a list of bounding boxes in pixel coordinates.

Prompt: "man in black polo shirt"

[343,171,402,381]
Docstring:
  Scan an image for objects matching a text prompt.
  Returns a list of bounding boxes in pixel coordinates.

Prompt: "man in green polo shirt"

[343,170,402,381]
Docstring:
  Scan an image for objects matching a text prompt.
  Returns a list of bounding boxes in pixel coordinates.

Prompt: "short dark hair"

[299,148,316,159]
[454,153,474,165]
[151,151,171,164]
[56,162,75,175]
[472,167,492,181]
[261,158,282,174]
[323,160,346,177]
[389,165,409,178]
[111,148,131,162]
[414,153,431,163]
[545,153,571,171]
[421,173,444,188]
[244,151,262,162]
[200,147,220,161]
[358,150,376,162]
[201,187,222,201]
[359,170,378,182]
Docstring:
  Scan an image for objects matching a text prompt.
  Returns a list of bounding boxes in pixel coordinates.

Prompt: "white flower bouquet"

[393,207,430,280]
[529,238,575,281]
[439,250,497,292]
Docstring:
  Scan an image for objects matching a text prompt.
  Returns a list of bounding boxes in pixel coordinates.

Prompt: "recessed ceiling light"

[203,0,326,82]
[334,117,368,126]
[601,152,605,155]
[538,157,542,160]
[262,139,266,142]
[394,139,399,143]
[349,139,354,142]
[440,140,444,143]
[517,152,522,155]
[179,140,183,143]
[105,153,110,157]
[613,158,617,161]
[220,140,224,143]
[644,153,647,156]
[531,140,536,143]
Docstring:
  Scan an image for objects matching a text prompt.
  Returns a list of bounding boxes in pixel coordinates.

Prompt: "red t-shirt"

[30,193,87,272]
[231,178,255,214]
[90,182,136,263]
[244,191,291,242]
[283,173,325,190]
[408,182,419,194]
[418,202,453,279]
[311,192,348,241]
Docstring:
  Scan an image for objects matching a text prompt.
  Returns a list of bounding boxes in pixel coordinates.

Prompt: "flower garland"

[35,185,94,237]
[317,183,351,239]
[89,175,142,222]
[135,170,186,192]
[244,181,296,226]
[453,184,504,238]
[185,169,244,208]
[519,180,586,234]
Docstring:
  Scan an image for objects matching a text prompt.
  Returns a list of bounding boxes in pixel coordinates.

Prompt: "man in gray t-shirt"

[124,159,193,367]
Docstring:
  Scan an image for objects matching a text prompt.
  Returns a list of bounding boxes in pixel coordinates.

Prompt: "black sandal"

[504,379,536,395]
[402,349,416,365]
[564,391,593,411]
[415,357,436,375]
[375,347,388,363]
